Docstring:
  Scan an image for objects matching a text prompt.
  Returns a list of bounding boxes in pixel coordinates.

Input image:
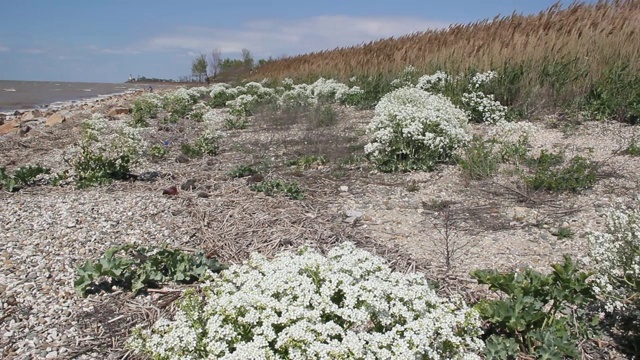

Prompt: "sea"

[0,80,170,113]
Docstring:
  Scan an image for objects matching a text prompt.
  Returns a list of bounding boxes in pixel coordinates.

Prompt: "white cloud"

[142,15,449,57]
[85,45,140,55]
[21,48,46,54]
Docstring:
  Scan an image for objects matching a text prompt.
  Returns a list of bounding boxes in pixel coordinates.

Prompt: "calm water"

[0,80,165,112]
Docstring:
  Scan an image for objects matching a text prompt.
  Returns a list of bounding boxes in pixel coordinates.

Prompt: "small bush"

[127,242,483,359]
[180,128,223,158]
[75,244,226,296]
[286,155,328,170]
[249,179,304,200]
[525,150,598,192]
[308,104,338,128]
[67,116,145,188]
[472,256,599,359]
[0,165,51,192]
[365,87,471,172]
[130,97,159,127]
[228,164,258,178]
[552,226,574,239]
[458,136,500,180]
[149,144,169,160]
[223,115,249,130]
[620,140,640,156]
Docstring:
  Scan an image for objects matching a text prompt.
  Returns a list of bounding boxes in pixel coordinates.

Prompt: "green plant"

[620,140,640,156]
[72,144,133,188]
[0,164,51,192]
[180,129,223,158]
[223,115,249,130]
[286,155,327,170]
[458,135,500,180]
[406,180,421,192]
[552,226,574,240]
[75,244,226,297]
[471,256,599,359]
[149,144,169,160]
[130,97,158,127]
[227,164,258,178]
[249,179,304,200]
[308,104,338,128]
[525,150,598,192]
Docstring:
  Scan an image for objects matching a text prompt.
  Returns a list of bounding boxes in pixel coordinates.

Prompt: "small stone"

[344,210,363,218]
[137,171,160,182]
[162,185,178,196]
[45,113,65,126]
[339,186,349,192]
[343,217,358,225]
[197,191,209,198]
[27,272,38,280]
[175,154,190,163]
[181,179,197,191]
[46,351,58,359]
[107,107,130,116]
[539,233,550,241]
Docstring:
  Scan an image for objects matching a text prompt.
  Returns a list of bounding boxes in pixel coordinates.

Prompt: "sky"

[0,0,594,83]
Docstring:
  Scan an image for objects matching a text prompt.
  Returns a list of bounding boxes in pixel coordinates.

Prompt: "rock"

[13,110,22,116]
[137,171,160,182]
[0,113,5,125]
[345,210,363,218]
[339,186,349,192]
[246,174,264,184]
[162,185,178,196]
[175,155,190,163]
[343,217,359,225]
[181,179,197,191]
[107,107,130,116]
[45,113,65,127]
[197,191,209,198]
[20,125,31,136]
[21,110,42,121]
[0,120,20,135]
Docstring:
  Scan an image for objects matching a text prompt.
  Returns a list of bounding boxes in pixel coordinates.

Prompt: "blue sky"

[0,1,592,83]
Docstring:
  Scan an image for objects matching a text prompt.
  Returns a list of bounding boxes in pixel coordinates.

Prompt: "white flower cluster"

[226,94,258,117]
[278,85,318,109]
[391,65,420,89]
[586,206,640,313]
[128,242,483,359]
[462,92,507,124]
[281,77,294,88]
[306,77,350,102]
[137,92,163,108]
[416,71,451,93]
[469,71,498,91]
[209,83,232,98]
[365,87,471,169]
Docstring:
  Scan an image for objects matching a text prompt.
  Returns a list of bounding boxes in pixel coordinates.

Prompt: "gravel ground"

[1,101,639,359]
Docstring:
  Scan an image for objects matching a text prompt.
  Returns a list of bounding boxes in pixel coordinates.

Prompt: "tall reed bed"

[252,1,640,120]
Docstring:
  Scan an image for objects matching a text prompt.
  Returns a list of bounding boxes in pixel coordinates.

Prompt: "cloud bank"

[142,15,450,57]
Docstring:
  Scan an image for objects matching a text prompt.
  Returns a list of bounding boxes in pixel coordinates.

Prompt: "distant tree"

[208,48,222,78]
[241,48,254,69]
[191,54,208,82]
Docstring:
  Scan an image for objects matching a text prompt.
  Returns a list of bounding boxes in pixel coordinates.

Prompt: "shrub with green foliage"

[249,179,304,200]
[458,136,501,180]
[66,115,146,188]
[180,128,224,158]
[471,256,599,359]
[130,96,160,127]
[127,242,483,359]
[525,150,598,192]
[227,164,258,178]
[75,244,226,296]
[364,87,471,172]
[0,165,51,192]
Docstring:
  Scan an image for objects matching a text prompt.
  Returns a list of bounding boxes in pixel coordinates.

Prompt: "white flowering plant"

[127,242,483,359]
[586,205,640,314]
[416,71,452,93]
[163,88,198,119]
[66,114,146,188]
[365,87,471,172]
[391,65,420,89]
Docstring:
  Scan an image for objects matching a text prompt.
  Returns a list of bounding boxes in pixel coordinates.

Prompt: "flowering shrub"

[365,87,471,172]
[587,205,640,313]
[66,114,146,188]
[462,92,507,123]
[416,71,452,93]
[127,242,483,359]
[391,65,420,89]
[226,94,259,117]
[163,88,197,119]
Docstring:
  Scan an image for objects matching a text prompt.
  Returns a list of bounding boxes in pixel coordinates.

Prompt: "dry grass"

[250,1,640,116]
[253,1,639,81]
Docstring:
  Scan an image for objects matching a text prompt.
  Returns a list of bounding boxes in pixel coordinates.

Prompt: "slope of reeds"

[251,0,640,120]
